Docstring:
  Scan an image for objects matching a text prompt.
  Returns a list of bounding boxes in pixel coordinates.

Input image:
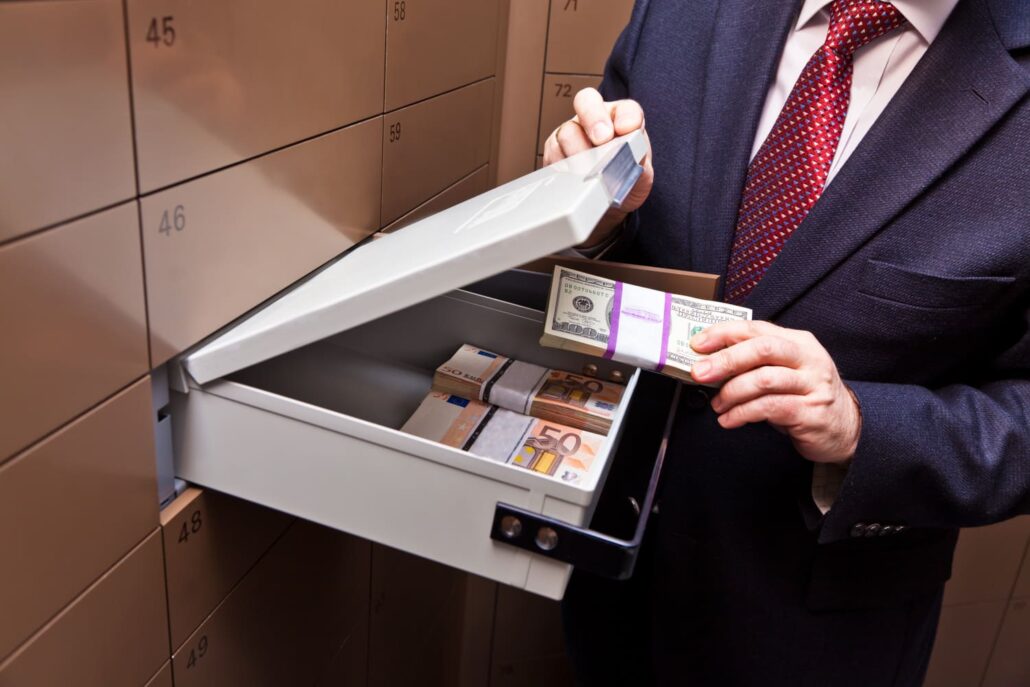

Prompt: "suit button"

[864,523,881,537]
[850,523,867,538]
[895,525,908,534]
[683,387,711,412]
[879,525,895,536]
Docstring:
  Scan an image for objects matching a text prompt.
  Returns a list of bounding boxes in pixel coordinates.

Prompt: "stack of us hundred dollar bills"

[541,266,752,382]
[401,344,627,485]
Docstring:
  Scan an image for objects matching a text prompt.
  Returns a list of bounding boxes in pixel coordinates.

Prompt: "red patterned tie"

[724,0,905,304]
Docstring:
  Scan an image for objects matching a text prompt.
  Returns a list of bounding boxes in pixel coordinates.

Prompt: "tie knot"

[825,0,905,55]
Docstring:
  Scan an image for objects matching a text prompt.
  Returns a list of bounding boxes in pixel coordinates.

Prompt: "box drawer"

[0,0,135,242]
[128,0,385,192]
[0,202,149,461]
[544,0,634,76]
[537,74,602,154]
[385,0,500,110]
[382,79,494,225]
[0,378,157,662]
[160,487,293,649]
[142,118,383,365]
[173,285,676,599]
[170,521,370,687]
[0,530,169,687]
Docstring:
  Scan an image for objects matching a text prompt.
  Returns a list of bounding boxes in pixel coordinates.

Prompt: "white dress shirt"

[750,0,960,187]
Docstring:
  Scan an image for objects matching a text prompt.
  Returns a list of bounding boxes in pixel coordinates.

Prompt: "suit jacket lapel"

[687,0,803,279]
[745,0,1030,320]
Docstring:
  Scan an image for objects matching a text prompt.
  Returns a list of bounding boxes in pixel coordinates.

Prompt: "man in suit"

[542,0,1029,684]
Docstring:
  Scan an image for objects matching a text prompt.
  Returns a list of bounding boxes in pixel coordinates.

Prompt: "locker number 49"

[158,205,186,236]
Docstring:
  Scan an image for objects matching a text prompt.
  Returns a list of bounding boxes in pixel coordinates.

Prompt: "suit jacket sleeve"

[820,301,1030,543]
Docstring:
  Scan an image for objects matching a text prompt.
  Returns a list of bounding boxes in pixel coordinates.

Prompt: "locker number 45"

[158,205,186,236]
[146,16,176,47]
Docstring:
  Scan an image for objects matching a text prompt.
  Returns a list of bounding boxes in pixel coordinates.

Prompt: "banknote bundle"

[433,344,625,435]
[401,391,605,486]
[541,266,752,383]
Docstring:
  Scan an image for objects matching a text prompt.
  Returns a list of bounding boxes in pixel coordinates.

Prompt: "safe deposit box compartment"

[171,132,678,599]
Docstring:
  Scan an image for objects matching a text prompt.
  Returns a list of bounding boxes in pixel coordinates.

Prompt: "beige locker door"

[161,488,292,649]
[381,79,495,225]
[0,531,169,687]
[0,379,158,663]
[142,118,383,365]
[385,0,500,110]
[0,203,149,462]
[0,0,135,243]
[128,0,386,192]
[544,0,634,76]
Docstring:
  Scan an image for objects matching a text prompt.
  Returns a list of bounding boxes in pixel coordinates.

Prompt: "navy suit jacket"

[565,0,1029,684]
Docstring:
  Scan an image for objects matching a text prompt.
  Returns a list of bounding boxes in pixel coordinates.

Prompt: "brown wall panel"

[0,531,169,687]
[0,0,135,242]
[171,522,370,687]
[544,0,634,76]
[382,79,494,225]
[491,586,575,687]
[142,118,383,365]
[982,598,1030,687]
[128,0,385,192]
[0,202,149,461]
[368,545,495,687]
[924,601,1007,687]
[144,663,173,687]
[0,379,157,661]
[385,0,499,111]
[161,487,293,649]
[944,518,1030,607]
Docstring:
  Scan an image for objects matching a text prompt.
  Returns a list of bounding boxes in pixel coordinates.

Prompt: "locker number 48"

[158,205,186,236]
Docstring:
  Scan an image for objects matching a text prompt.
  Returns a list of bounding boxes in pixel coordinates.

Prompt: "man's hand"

[543,88,654,245]
[689,321,861,466]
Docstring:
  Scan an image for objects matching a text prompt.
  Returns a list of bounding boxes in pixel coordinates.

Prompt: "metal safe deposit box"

[169,132,682,599]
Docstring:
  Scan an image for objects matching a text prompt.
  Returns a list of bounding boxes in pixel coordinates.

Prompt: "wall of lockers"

[1,1,1027,686]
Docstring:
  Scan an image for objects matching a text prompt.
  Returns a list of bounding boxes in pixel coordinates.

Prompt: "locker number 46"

[158,205,186,236]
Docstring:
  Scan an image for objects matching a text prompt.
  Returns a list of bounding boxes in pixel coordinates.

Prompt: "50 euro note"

[433,344,625,435]
[541,266,752,383]
[401,391,605,486]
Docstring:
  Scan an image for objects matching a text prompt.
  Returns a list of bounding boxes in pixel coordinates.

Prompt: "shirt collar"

[795,0,960,44]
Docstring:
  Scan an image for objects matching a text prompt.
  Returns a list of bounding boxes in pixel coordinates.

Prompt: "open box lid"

[183,131,647,384]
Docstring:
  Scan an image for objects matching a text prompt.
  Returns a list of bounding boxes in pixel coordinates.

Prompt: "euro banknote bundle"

[433,344,625,435]
[541,266,752,383]
[401,391,605,486]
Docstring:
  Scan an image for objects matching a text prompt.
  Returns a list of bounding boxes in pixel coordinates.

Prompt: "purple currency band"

[656,292,672,372]
[603,280,624,360]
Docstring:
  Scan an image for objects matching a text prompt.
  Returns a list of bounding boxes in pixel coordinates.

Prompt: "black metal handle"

[490,378,682,579]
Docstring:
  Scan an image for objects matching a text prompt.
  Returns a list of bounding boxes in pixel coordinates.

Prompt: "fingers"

[716,394,807,429]
[612,99,645,135]
[692,335,805,384]
[710,366,809,414]
[555,120,593,158]
[573,88,614,144]
[690,320,784,353]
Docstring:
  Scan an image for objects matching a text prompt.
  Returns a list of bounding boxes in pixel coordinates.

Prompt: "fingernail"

[693,360,711,378]
[691,332,707,349]
[591,121,612,142]
[710,396,723,412]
